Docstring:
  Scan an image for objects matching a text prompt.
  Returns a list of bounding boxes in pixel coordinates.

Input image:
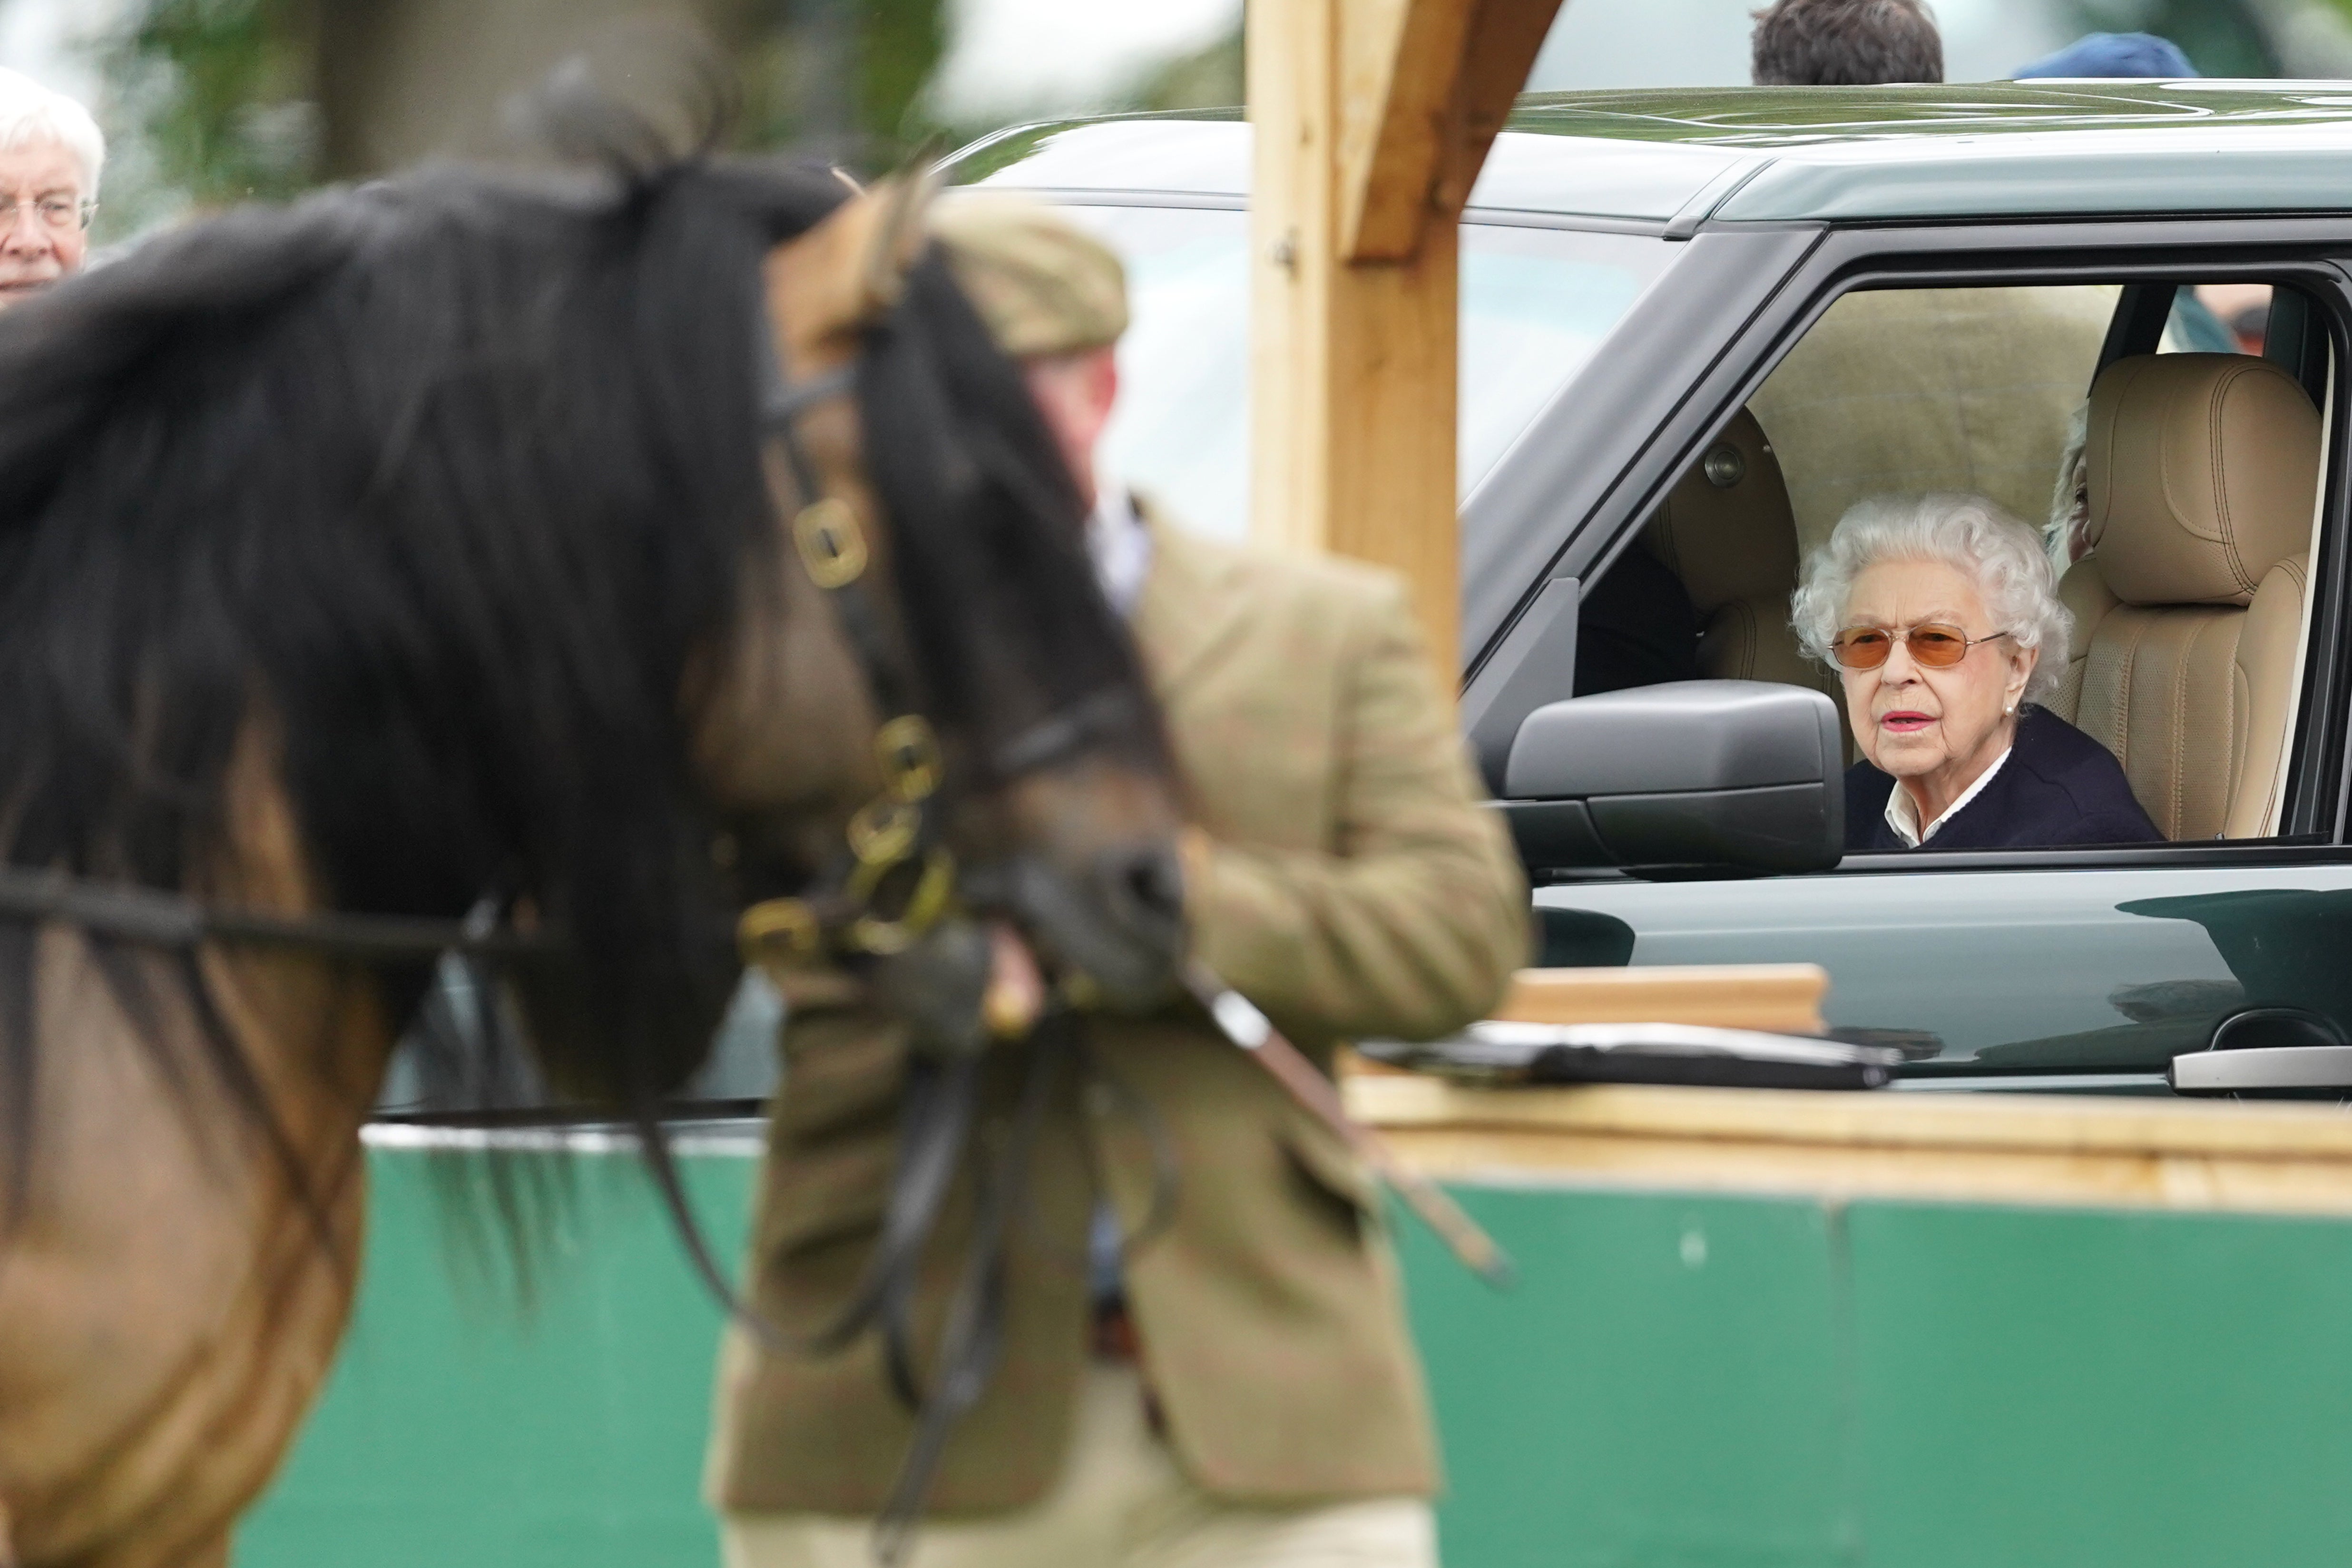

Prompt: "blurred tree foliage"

[1129,24,1243,113]
[734,0,946,153]
[92,0,948,233]
[98,0,319,209]
[2056,0,2280,73]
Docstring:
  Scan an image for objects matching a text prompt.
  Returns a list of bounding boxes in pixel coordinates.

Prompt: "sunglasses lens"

[1910,626,1970,666]
[1832,629,1891,669]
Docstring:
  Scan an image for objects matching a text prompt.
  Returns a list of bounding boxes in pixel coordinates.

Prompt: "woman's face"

[1840,558,2037,789]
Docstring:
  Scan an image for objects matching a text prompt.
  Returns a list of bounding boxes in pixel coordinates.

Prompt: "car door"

[1474,217,2352,1092]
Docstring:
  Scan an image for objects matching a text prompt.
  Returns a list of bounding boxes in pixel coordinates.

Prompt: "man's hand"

[982,921,1048,1039]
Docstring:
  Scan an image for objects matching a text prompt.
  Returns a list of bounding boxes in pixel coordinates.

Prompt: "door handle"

[2171,1044,2352,1095]
[2171,1006,2352,1096]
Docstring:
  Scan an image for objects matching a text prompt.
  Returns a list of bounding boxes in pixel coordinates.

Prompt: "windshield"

[1052,205,1678,542]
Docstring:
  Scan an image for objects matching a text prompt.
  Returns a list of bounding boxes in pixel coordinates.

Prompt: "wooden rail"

[1494,964,1830,1034]
[1348,1074,2352,1217]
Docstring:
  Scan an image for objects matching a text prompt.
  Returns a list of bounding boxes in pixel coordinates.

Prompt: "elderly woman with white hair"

[0,67,102,308]
[1793,493,2161,851]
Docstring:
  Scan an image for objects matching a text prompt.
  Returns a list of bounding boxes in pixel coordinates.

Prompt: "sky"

[928,0,1243,123]
[930,0,2107,122]
[0,0,107,108]
[1527,0,2078,88]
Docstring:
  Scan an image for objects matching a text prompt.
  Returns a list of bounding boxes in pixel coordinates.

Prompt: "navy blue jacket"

[1844,707,2164,851]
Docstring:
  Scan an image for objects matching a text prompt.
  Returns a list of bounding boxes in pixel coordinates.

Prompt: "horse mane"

[0,137,1149,1217]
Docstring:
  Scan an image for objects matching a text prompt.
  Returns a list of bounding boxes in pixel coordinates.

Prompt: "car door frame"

[1470,212,2352,849]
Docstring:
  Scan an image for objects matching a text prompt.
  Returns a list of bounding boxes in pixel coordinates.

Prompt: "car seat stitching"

[2213,366,2252,597]
[2228,646,2250,828]
[2169,617,2197,837]
[2093,357,2147,555]
[2111,611,2146,772]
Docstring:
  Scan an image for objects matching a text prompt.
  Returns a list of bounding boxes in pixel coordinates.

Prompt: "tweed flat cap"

[930,194,1128,358]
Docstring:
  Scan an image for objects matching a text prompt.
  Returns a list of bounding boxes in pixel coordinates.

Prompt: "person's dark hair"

[1751,0,1943,85]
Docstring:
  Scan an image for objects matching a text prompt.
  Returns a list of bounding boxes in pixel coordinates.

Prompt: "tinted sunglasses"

[1829,623,2012,671]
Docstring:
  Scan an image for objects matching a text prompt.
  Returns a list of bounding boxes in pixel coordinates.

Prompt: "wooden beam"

[1339,0,1562,263]
[1249,0,1565,678]
[1335,0,1479,263]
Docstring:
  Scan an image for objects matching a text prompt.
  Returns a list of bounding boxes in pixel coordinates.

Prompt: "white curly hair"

[0,69,103,194]
[1791,492,2072,705]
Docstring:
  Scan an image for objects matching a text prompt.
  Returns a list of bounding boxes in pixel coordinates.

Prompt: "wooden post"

[1247,0,1565,677]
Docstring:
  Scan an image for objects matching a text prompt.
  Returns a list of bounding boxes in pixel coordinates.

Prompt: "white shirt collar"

[1086,481,1152,620]
[1885,745,2012,848]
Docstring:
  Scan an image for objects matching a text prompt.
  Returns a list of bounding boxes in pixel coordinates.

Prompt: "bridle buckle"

[794,497,868,588]
[845,845,957,956]
[873,714,942,803]
[738,896,825,973]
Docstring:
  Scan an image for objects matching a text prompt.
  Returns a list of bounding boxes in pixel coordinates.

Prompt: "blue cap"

[2014,32,2198,79]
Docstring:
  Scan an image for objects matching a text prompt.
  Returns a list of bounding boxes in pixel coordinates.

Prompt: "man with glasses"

[0,68,102,309]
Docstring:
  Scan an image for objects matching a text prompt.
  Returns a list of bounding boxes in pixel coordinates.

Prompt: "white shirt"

[1084,479,1154,1301]
[1086,482,1153,620]
[1884,747,2012,848]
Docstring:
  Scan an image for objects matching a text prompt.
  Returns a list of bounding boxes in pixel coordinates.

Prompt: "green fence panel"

[240,1148,2352,1568]
[238,1147,751,1568]
[1842,1202,2352,1568]
[1402,1187,1853,1568]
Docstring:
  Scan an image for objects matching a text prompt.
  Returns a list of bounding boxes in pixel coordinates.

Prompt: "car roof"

[949,82,2352,226]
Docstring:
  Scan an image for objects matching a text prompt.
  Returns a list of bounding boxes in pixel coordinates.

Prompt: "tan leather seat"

[1640,408,1825,691]
[2049,353,2317,840]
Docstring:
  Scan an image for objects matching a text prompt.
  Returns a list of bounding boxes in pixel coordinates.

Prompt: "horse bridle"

[732,339,1137,980]
[733,308,1175,1565]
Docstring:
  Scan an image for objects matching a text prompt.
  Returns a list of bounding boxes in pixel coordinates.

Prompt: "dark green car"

[247,83,2352,1568]
[956,80,2352,1098]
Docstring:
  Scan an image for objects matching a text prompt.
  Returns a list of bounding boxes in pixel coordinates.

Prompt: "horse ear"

[857,166,942,316]
[768,170,942,349]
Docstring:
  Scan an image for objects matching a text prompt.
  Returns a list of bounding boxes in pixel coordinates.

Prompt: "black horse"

[0,129,1185,1566]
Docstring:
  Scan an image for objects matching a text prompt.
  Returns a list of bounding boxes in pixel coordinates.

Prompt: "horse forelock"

[854,252,1167,767]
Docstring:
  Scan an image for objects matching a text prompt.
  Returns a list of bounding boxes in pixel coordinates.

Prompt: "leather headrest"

[1640,407,1798,615]
[2085,353,2318,608]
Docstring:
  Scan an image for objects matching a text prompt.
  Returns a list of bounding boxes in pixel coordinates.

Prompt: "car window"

[1601,276,2333,846]
[1050,204,1678,543]
[1544,263,2349,1082]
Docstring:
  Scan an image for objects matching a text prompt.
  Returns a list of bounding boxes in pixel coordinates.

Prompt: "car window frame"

[1482,213,2352,864]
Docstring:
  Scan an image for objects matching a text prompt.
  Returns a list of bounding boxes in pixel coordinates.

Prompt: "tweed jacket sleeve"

[1182,569,1530,1044]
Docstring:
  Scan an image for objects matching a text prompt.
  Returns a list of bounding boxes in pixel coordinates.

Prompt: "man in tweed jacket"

[708,196,1529,1568]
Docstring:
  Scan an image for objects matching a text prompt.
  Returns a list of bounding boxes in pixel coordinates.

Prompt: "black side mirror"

[1495,680,1844,876]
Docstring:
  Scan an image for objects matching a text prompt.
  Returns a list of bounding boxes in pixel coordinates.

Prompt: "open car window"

[1579,276,2337,849]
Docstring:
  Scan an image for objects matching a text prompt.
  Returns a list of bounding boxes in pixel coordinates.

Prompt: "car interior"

[1578,279,2335,845]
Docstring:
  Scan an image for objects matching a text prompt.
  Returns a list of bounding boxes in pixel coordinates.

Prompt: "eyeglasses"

[1828,623,2012,671]
[0,195,93,233]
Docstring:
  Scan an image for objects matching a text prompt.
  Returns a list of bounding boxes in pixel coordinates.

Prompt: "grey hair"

[1792,492,2071,704]
[2046,400,2088,575]
[0,69,103,194]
